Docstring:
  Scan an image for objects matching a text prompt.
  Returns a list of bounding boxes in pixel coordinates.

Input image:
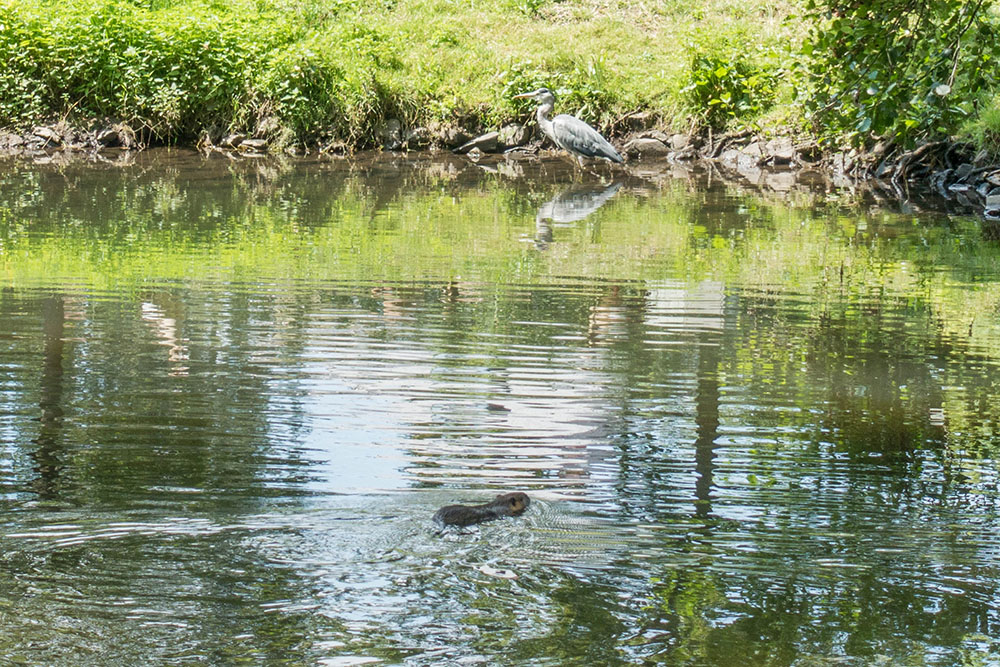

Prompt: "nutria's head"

[493,492,530,515]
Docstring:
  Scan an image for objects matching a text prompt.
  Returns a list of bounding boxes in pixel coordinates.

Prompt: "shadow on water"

[694,332,720,522]
[1,150,1000,664]
[32,296,69,499]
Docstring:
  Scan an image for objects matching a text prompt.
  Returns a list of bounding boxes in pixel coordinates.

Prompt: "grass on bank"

[0,0,801,146]
[961,93,1000,158]
[5,0,1000,152]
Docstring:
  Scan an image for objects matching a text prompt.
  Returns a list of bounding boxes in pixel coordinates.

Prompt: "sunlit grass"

[0,0,802,144]
[960,93,1000,158]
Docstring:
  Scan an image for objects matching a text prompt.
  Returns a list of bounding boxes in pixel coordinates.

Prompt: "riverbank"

[0,0,798,146]
[5,118,1000,224]
[4,0,1000,200]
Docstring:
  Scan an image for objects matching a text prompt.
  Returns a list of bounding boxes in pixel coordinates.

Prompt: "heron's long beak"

[513,91,536,99]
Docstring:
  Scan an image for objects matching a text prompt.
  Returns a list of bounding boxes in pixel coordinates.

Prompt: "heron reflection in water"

[514,88,624,167]
[535,181,622,249]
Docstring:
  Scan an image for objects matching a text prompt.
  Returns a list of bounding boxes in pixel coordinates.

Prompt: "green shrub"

[961,94,1000,156]
[681,35,779,129]
[800,0,1000,146]
[0,0,297,138]
[260,23,415,144]
[0,2,49,124]
[261,41,348,141]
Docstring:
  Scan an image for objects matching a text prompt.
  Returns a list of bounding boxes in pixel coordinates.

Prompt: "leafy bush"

[0,3,49,123]
[800,0,1000,146]
[680,35,779,129]
[961,94,1000,156]
[260,41,348,141]
[0,0,296,138]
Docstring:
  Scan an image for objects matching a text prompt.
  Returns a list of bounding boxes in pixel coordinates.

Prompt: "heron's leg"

[598,160,624,181]
[583,161,607,180]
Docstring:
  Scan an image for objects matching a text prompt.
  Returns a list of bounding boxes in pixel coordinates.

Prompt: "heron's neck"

[536,103,555,138]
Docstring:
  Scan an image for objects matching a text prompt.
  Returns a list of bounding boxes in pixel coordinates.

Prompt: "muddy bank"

[619,128,1000,221]
[4,119,1000,222]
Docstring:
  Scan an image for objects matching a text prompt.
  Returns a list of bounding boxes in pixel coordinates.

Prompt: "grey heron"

[514,87,624,166]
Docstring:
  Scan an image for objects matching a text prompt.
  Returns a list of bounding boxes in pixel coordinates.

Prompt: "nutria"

[433,492,530,528]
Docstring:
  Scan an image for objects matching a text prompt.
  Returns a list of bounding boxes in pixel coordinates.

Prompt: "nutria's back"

[433,492,530,527]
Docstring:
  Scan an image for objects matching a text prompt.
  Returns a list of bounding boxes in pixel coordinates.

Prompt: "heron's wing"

[552,115,623,163]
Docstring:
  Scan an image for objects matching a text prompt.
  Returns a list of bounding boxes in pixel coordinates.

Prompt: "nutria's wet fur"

[433,492,530,527]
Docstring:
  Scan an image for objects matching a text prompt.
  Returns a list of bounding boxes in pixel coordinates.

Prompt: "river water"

[1,150,999,665]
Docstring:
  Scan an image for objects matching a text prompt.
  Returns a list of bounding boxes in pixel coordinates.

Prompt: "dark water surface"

[2,150,1000,665]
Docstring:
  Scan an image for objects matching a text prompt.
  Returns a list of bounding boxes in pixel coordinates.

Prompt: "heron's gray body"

[516,88,623,165]
[548,113,623,163]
